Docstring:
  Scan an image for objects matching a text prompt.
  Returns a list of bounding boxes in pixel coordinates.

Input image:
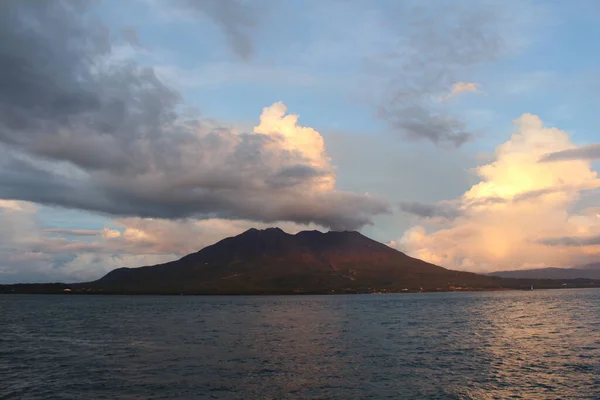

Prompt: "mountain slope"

[81,228,509,293]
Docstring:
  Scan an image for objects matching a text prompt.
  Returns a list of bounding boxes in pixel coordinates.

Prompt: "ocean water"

[1,290,599,399]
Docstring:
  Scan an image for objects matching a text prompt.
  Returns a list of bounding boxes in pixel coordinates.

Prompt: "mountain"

[81,227,506,294]
[488,265,600,280]
[2,228,600,294]
[579,263,600,270]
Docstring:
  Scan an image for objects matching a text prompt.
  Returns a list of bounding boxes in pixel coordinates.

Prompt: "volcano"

[76,228,522,293]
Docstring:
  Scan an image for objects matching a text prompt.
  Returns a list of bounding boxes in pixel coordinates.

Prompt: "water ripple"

[1,290,599,399]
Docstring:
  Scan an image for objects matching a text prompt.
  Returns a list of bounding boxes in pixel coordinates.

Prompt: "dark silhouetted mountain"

[82,228,480,293]
[3,229,600,294]
[70,228,600,293]
[579,263,600,270]
[488,265,600,280]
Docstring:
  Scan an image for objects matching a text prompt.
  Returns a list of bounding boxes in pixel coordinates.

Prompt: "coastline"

[2,283,599,296]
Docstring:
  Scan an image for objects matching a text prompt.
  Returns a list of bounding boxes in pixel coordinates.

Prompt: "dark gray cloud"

[378,105,472,148]
[265,165,329,189]
[539,144,600,162]
[174,0,268,61]
[513,187,563,202]
[399,201,462,220]
[0,1,388,231]
[540,235,600,247]
[399,195,511,220]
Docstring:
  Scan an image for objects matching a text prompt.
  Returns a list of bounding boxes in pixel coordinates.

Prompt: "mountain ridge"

[488,265,600,280]
[90,227,451,293]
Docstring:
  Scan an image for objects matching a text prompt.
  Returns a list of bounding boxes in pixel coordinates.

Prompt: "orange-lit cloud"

[252,101,335,190]
[440,82,481,101]
[392,114,600,271]
[0,200,33,212]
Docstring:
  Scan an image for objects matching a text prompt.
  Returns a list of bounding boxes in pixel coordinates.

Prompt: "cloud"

[540,235,600,247]
[0,200,27,211]
[391,114,600,271]
[399,201,462,220]
[366,0,540,147]
[167,0,543,148]
[0,1,388,231]
[169,0,269,60]
[463,196,508,207]
[539,143,600,162]
[440,82,481,101]
[378,106,473,148]
[157,0,544,148]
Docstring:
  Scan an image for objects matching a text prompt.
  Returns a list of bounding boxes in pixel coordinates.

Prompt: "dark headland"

[487,263,600,280]
[2,228,600,295]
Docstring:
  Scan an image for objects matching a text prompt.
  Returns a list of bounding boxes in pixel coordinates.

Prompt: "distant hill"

[2,228,600,294]
[579,263,600,270]
[488,265,600,280]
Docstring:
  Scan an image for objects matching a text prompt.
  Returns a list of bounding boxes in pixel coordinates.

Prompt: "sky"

[1,0,600,283]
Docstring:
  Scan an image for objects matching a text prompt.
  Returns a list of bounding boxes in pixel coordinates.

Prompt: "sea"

[1,289,599,399]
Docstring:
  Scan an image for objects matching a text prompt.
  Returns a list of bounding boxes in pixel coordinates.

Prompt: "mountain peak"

[240,227,365,238]
[294,229,323,237]
[329,230,361,235]
[241,227,286,235]
[264,227,285,233]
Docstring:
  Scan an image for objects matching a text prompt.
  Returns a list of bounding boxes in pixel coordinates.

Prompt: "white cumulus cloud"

[392,114,600,272]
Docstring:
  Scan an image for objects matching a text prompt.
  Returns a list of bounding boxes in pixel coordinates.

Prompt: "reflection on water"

[1,290,599,399]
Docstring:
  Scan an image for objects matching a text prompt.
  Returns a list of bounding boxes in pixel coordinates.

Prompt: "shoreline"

[2,285,599,296]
